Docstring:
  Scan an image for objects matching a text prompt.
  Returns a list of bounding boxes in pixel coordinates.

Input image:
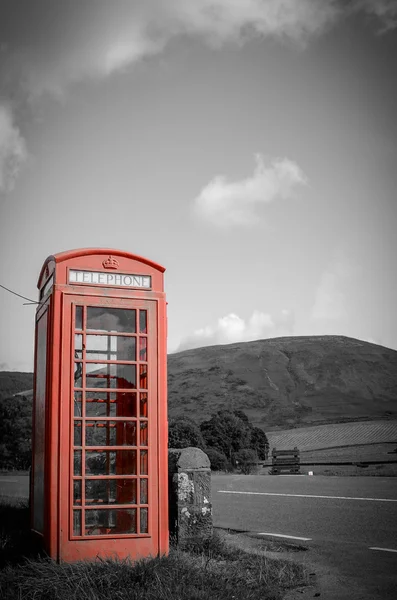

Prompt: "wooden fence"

[270,447,300,475]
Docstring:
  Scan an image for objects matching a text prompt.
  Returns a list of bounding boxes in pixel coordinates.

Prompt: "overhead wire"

[0,283,43,305]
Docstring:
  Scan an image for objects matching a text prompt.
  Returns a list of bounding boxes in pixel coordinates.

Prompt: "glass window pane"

[85,421,137,446]
[85,450,137,475]
[140,508,148,534]
[74,450,82,475]
[75,306,83,330]
[140,422,148,446]
[87,307,136,333]
[86,335,136,361]
[139,337,147,362]
[140,478,148,504]
[85,391,108,417]
[73,480,82,505]
[85,508,137,535]
[73,510,81,535]
[74,334,83,359]
[85,392,136,417]
[86,421,116,446]
[139,365,147,389]
[116,337,136,361]
[140,393,148,418]
[85,363,136,389]
[74,392,82,417]
[74,421,82,446]
[139,311,147,334]
[74,362,83,387]
[124,422,137,446]
[114,392,137,418]
[140,450,148,475]
[85,479,137,505]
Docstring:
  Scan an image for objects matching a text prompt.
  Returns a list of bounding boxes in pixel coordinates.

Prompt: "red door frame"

[58,294,160,562]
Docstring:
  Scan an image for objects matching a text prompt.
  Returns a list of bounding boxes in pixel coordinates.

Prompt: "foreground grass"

[0,497,307,600]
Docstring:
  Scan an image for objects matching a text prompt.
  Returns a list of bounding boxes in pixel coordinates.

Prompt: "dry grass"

[0,497,307,600]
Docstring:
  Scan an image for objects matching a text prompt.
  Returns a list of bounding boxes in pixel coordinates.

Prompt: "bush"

[205,448,231,471]
[168,417,206,450]
[234,449,258,474]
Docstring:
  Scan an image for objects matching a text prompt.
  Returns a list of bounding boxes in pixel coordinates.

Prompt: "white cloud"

[12,1,344,97]
[354,0,397,33]
[193,155,308,227]
[176,307,294,351]
[0,105,27,194]
[169,0,341,46]
[2,0,395,190]
[70,1,342,81]
[76,0,395,81]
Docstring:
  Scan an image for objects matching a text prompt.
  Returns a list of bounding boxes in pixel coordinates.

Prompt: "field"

[266,420,397,452]
[263,420,397,476]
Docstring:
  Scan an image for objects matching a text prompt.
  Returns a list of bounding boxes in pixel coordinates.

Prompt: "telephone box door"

[59,295,159,561]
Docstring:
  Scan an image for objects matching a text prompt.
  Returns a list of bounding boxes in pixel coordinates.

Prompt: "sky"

[0,0,397,372]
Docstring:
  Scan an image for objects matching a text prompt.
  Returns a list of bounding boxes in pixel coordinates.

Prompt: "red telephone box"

[31,248,168,562]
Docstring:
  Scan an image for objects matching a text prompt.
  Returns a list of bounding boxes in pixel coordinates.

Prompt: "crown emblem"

[102,255,119,270]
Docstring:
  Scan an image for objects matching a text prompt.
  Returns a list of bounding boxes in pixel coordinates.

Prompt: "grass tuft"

[0,499,307,600]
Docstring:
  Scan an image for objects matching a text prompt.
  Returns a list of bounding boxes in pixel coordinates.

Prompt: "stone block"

[168,447,212,547]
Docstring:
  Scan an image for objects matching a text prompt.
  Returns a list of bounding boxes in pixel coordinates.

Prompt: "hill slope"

[1,335,396,431]
[168,335,397,429]
[0,372,33,401]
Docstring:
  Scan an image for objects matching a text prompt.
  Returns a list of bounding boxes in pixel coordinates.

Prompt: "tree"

[168,416,206,450]
[233,410,250,425]
[234,449,258,474]
[0,394,32,471]
[205,448,231,471]
[200,410,251,462]
[249,427,269,461]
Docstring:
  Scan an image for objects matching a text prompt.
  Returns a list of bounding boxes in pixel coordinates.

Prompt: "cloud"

[176,307,294,351]
[0,104,27,194]
[169,0,341,47]
[1,1,396,98]
[1,0,395,191]
[0,1,359,100]
[311,252,357,322]
[354,0,397,33]
[193,155,308,227]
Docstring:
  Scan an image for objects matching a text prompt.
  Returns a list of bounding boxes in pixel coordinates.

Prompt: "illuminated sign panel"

[69,270,151,289]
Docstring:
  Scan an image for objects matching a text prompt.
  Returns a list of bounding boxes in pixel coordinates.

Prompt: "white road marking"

[218,490,397,502]
[369,547,397,553]
[258,533,312,541]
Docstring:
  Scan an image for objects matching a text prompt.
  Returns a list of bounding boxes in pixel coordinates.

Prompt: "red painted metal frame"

[64,297,156,543]
[31,249,168,563]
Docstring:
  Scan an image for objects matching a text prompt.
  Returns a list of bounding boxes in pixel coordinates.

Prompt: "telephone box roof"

[38,248,165,288]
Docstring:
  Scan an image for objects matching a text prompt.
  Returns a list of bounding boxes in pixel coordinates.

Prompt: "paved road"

[212,474,397,599]
[0,474,29,498]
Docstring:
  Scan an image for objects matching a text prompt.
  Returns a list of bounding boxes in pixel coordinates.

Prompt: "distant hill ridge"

[1,335,397,431]
[167,335,397,429]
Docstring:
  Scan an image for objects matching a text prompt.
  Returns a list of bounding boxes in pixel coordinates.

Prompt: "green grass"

[0,497,307,600]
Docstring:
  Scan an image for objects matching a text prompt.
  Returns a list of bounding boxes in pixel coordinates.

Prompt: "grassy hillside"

[1,335,396,432]
[0,372,33,401]
[168,335,397,429]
